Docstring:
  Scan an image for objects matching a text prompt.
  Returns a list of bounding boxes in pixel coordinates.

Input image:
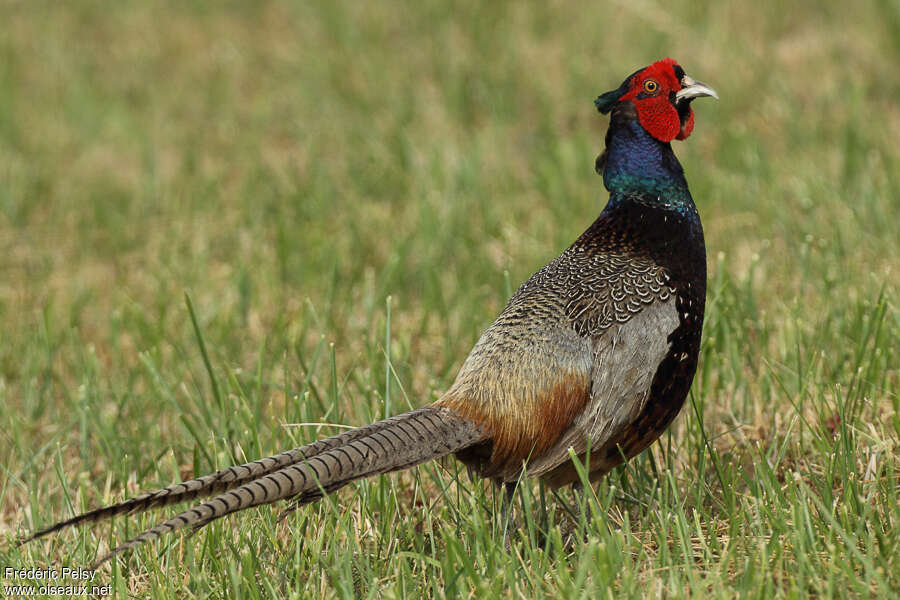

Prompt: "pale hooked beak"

[676,76,719,101]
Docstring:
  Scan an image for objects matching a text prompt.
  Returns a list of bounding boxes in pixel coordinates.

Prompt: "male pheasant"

[22,58,717,565]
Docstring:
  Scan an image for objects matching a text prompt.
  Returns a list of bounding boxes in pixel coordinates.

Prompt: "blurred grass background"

[1,0,898,597]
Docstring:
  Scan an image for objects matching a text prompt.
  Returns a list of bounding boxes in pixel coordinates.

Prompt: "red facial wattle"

[617,58,686,143]
[594,58,716,143]
[675,109,694,140]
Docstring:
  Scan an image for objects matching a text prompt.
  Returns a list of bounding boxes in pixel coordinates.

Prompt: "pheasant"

[21,58,716,566]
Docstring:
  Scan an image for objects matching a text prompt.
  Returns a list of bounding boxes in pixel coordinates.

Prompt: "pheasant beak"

[676,76,718,101]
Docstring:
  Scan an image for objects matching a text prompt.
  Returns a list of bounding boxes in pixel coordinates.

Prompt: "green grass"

[1,0,899,597]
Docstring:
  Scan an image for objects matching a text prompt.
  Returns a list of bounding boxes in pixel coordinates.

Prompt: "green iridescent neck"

[602,119,696,217]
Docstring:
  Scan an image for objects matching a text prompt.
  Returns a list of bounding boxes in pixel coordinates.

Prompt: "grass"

[1,0,898,597]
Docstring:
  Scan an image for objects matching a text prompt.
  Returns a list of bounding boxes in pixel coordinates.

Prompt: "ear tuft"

[595,73,634,114]
[594,90,620,114]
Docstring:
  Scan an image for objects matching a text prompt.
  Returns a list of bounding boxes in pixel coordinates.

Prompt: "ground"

[1,1,898,598]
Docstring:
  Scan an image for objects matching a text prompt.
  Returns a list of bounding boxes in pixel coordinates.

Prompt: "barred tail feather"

[89,407,484,566]
[21,411,448,546]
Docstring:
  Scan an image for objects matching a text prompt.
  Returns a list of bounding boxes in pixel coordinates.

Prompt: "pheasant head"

[595,58,717,142]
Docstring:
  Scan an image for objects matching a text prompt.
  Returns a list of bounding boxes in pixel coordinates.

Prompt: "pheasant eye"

[643,79,659,93]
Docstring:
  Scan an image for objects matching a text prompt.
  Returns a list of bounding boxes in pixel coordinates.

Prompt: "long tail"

[20,415,415,545]
[25,407,485,567]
